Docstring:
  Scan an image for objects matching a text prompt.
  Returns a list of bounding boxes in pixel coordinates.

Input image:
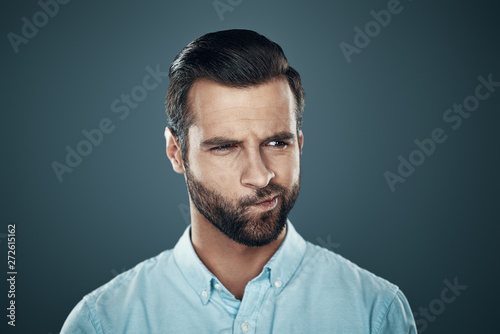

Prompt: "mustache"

[239,183,287,206]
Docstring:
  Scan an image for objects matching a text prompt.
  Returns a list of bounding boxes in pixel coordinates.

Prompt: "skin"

[165,77,304,300]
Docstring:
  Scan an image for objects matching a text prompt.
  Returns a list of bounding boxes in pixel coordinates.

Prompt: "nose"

[240,148,275,189]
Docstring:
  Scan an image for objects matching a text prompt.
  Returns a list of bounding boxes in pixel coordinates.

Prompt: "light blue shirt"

[61,220,416,333]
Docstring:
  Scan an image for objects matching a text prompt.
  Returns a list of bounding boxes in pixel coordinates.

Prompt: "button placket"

[233,274,272,334]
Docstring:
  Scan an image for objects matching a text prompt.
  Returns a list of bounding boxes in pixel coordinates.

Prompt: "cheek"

[189,154,237,188]
[270,155,301,185]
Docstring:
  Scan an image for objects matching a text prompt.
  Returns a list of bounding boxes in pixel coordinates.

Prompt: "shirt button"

[274,279,283,288]
[214,283,222,291]
[241,321,250,332]
[201,290,208,298]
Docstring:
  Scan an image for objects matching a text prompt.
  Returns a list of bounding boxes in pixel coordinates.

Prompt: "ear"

[165,127,186,174]
[298,130,304,155]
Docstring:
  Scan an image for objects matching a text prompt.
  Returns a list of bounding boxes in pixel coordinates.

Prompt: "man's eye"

[212,144,233,152]
[267,141,288,148]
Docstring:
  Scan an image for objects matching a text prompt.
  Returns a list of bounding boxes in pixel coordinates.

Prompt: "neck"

[189,209,286,301]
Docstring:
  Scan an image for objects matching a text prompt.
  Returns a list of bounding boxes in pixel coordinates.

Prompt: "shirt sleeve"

[60,298,100,334]
[375,289,417,334]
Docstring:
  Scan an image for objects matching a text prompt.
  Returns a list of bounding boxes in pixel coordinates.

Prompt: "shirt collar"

[173,219,307,305]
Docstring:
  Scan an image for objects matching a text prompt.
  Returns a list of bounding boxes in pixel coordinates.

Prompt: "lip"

[252,195,279,211]
[256,195,278,205]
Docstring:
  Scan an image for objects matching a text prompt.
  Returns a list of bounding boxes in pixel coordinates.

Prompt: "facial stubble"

[185,165,301,247]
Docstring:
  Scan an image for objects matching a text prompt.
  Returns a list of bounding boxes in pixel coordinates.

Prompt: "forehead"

[187,78,297,142]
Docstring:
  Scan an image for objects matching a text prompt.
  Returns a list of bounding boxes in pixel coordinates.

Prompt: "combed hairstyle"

[165,29,305,157]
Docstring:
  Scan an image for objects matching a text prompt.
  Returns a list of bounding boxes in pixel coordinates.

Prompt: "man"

[62,29,416,333]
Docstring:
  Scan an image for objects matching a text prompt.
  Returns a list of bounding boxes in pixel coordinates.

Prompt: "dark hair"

[165,29,305,157]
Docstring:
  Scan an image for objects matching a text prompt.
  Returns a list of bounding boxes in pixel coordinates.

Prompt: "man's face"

[183,78,303,247]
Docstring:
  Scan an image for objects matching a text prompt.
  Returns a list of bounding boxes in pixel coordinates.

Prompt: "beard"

[185,166,301,247]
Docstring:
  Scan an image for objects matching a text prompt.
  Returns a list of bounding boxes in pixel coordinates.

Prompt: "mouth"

[252,195,279,211]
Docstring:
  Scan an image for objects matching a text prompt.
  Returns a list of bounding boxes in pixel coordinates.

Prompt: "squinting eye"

[267,141,288,148]
[212,144,233,152]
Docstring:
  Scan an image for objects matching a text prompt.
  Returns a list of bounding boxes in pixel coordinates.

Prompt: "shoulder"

[303,241,399,293]
[89,248,174,302]
[300,241,416,332]
[61,249,175,333]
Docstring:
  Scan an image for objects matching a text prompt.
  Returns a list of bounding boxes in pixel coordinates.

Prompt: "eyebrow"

[200,131,296,148]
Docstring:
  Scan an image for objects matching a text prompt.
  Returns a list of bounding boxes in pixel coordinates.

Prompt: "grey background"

[2,0,499,332]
